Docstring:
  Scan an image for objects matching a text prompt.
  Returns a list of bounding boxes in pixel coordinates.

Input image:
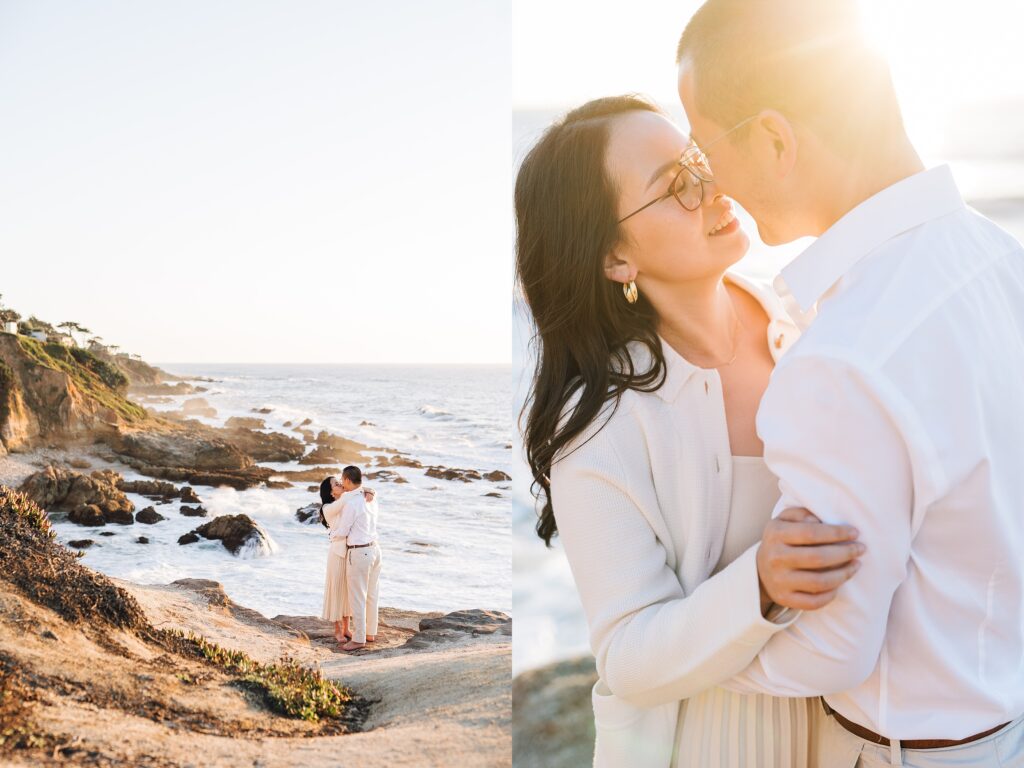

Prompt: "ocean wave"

[419,405,454,420]
[238,523,279,560]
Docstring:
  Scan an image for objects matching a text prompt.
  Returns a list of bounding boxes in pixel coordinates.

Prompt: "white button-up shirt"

[725,165,1024,740]
[328,487,379,547]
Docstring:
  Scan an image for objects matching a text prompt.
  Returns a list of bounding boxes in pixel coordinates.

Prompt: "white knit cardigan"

[548,272,801,767]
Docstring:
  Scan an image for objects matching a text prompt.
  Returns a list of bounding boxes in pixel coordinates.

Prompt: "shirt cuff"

[764,603,800,626]
[722,544,801,645]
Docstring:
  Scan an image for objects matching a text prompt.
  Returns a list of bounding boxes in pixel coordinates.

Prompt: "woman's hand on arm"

[756,506,865,612]
[551,415,804,708]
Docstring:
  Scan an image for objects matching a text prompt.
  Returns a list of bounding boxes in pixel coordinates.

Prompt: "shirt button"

[704,380,710,395]
[715,456,721,473]
[774,334,784,349]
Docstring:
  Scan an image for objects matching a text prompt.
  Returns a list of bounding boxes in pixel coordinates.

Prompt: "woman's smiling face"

[603,110,749,292]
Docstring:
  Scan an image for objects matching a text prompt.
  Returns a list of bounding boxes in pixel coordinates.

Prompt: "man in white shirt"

[677,1,1024,765]
[331,465,382,652]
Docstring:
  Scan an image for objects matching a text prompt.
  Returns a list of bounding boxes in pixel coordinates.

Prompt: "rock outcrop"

[129,381,196,396]
[225,416,266,430]
[181,397,217,418]
[19,466,135,526]
[118,479,180,498]
[180,486,201,503]
[513,655,597,768]
[298,432,372,466]
[109,427,252,472]
[376,454,423,469]
[222,427,305,463]
[179,514,276,557]
[365,469,408,484]
[404,610,512,649]
[135,507,166,524]
[103,424,278,490]
[295,502,325,525]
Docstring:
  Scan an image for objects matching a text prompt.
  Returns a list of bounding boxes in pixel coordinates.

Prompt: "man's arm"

[724,352,916,696]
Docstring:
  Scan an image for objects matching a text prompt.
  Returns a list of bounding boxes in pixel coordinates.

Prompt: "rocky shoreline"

[0,329,513,764]
[0,330,510,498]
[0,486,511,765]
[0,333,510,559]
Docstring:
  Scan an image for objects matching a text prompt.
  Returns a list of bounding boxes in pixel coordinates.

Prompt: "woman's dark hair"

[515,95,668,547]
[317,477,333,528]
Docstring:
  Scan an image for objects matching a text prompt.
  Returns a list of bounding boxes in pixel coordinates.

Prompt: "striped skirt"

[673,687,820,767]
[320,547,352,621]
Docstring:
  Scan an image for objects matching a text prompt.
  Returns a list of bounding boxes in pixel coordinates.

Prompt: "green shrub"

[15,337,145,422]
[164,630,350,722]
[70,348,129,392]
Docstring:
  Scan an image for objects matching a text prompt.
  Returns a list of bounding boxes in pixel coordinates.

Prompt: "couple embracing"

[319,466,383,652]
[516,0,1024,766]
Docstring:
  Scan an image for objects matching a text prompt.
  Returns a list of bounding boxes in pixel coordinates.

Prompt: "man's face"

[677,65,789,245]
[330,476,346,498]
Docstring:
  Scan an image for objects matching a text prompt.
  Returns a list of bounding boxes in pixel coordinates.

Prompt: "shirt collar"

[778,165,965,313]
[626,271,799,402]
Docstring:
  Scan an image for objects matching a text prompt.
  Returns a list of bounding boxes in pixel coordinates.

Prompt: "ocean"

[50,364,512,618]
[511,109,1024,676]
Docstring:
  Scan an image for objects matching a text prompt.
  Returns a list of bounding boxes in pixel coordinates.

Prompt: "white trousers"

[346,542,382,644]
[816,701,1024,768]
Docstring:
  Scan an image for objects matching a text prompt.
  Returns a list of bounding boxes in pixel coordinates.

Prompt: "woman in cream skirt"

[515,96,865,767]
[319,476,352,643]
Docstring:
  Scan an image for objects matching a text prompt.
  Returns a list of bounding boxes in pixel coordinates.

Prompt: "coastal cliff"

[0,333,147,453]
[0,487,511,766]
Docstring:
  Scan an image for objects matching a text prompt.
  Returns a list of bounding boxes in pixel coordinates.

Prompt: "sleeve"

[550,416,798,709]
[722,353,914,696]
[330,498,357,540]
[322,498,344,527]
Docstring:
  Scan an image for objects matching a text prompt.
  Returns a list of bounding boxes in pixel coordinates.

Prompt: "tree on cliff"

[58,321,91,336]
[57,321,91,347]
[0,294,21,325]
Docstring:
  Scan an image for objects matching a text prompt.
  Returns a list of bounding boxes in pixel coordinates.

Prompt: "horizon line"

[154,361,513,367]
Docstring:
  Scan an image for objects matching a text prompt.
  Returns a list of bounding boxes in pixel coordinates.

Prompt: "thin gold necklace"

[714,304,743,368]
[669,300,743,369]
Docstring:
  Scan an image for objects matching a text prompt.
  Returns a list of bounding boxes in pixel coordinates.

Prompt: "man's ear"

[753,110,798,177]
[603,251,636,286]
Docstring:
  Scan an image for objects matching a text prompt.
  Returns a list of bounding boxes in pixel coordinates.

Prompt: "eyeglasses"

[617,114,759,224]
[617,142,714,223]
[694,114,759,157]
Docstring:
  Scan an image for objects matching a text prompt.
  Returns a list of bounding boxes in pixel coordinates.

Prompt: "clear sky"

[0,1,512,364]
[513,0,1024,155]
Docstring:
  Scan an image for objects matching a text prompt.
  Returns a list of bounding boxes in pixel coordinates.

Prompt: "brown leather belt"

[821,699,1009,749]
[348,542,376,549]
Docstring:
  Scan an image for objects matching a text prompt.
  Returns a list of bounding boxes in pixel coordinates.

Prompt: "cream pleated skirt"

[320,547,352,621]
[673,687,821,767]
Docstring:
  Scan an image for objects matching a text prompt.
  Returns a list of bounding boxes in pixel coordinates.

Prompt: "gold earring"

[623,280,638,304]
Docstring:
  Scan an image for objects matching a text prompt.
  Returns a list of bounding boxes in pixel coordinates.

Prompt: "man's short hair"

[676,0,905,152]
[342,465,362,485]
